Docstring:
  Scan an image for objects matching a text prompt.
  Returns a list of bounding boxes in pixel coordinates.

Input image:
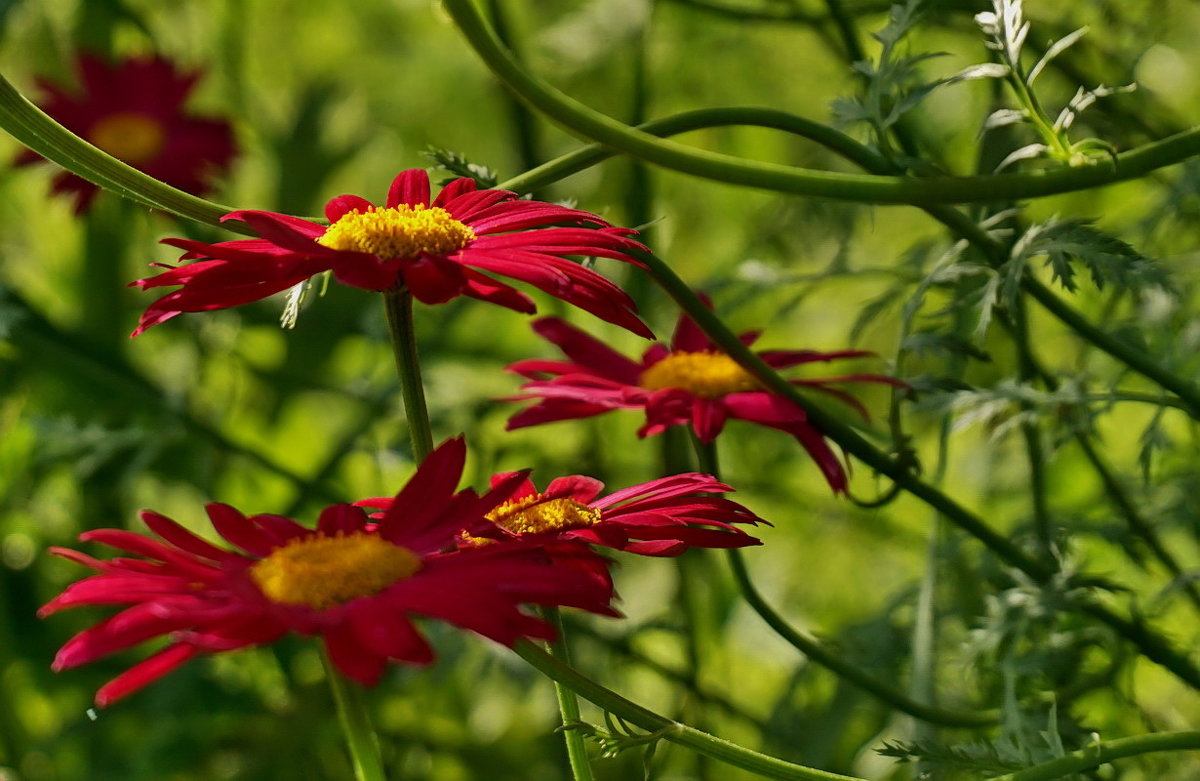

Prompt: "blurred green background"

[1,0,1199,778]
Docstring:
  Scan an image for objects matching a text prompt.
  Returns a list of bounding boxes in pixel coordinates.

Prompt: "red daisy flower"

[39,438,617,706]
[505,308,904,493]
[359,471,764,557]
[16,54,236,213]
[130,169,653,337]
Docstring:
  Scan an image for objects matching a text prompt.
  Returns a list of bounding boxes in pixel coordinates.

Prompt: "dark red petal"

[530,318,643,383]
[387,169,431,209]
[317,504,369,536]
[205,503,276,557]
[378,437,466,545]
[139,510,233,563]
[324,628,388,686]
[432,176,478,208]
[691,398,728,443]
[94,644,199,707]
[542,475,605,503]
[325,194,375,223]
[348,600,434,664]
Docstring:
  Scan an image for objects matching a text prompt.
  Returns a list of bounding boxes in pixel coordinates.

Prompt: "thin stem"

[725,547,996,727]
[545,608,596,781]
[322,649,388,781]
[691,435,996,726]
[986,731,1200,781]
[381,290,434,462]
[513,642,867,781]
[632,246,1200,690]
[440,0,1200,205]
[1010,301,1054,560]
[0,72,235,225]
[1022,278,1200,417]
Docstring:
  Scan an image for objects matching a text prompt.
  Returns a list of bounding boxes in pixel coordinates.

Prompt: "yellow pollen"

[639,351,762,399]
[87,112,166,165]
[249,532,422,610]
[317,205,476,259]
[487,495,602,536]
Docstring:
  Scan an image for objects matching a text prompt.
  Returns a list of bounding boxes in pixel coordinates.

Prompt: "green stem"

[986,731,1200,781]
[513,642,866,781]
[1010,302,1054,559]
[381,290,435,462]
[691,436,996,726]
[441,0,1200,205]
[545,608,596,781]
[1022,278,1200,417]
[725,547,995,727]
[322,649,388,781]
[633,246,1200,690]
[0,72,236,226]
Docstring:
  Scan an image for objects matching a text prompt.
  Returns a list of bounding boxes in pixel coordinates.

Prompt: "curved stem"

[0,72,236,226]
[322,649,388,781]
[726,548,997,727]
[441,0,1200,205]
[545,608,596,781]
[985,731,1200,781]
[633,246,1200,690]
[513,642,866,781]
[381,291,434,462]
[691,437,996,726]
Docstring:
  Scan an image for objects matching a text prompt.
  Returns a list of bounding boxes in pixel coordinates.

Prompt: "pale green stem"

[0,72,236,225]
[632,246,1200,690]
[513,643,866,781]
[322,649,388,781]
[440,0,1200,205]
[986,731,1200,781]
[381,290,434,461]
[545,608,596,781]
[688,436,995,726]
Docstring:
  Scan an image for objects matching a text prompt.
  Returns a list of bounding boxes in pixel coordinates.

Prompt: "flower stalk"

[322,649,388,781]
[382,290,435,461]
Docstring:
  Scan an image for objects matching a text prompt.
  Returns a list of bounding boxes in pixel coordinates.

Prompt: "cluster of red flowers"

[32,54,899,707]
[44,438,762,704]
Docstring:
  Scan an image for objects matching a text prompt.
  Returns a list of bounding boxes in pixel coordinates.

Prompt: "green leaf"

[1012,218,1168,294]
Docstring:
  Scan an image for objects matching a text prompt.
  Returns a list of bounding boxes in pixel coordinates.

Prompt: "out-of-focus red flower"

[359,471,764,557]
[16,54,236,212]
[505,306,904,493]
[130,169,652,337]
[40,438,617,706]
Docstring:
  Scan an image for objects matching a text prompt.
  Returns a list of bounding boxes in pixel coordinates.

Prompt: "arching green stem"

[632,246,1200,690]
[441,0,1200,205]
[513,642,866,781]
[986,731,1200,781]
[691,437,997,727]
[382,291,434,461]
[0,72,236,226]
[322,650,388,781]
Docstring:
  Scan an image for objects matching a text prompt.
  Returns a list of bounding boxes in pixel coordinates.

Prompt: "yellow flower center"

[317,205,476,259]
[639,351,761,399]
[487,495,603,536]
[249,532,422,610]
[87,112,167,165]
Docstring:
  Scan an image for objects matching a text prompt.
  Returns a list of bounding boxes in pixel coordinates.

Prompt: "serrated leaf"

[902,331,992,361]
[1013,218,1168,294]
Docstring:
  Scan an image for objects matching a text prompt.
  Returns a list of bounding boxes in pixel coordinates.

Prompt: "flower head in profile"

[505,306,903,493]
[16,54,236,212]
[40,438,617,706]
[359,471,764,557]
[131,169,652,337]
